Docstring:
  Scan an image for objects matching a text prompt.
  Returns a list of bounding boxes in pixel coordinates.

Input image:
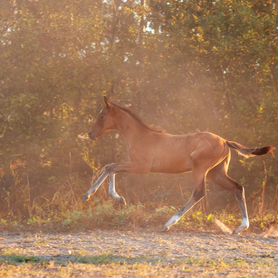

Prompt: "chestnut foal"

[83,97,274,234]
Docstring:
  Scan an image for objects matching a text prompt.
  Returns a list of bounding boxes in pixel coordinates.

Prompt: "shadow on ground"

[0,254,161,265]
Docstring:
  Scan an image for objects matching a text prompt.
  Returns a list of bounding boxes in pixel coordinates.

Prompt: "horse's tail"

[226,140,275,158]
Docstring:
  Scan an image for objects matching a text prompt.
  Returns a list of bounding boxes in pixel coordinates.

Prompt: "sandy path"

[0,230,277,277]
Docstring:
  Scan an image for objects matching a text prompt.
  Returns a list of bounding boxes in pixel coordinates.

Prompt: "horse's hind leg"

[215,175,249,234]
[163,140,225,232]
[108,174,126,205]
[208,158,249,234]
[163,182,205,231]
[163,168,206,232]
[234,186,249,234]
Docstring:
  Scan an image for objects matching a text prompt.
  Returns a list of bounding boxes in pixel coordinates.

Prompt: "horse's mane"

[113,103,163,133]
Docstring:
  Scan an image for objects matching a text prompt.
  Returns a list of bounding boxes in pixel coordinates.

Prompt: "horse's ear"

[104,96,110,108]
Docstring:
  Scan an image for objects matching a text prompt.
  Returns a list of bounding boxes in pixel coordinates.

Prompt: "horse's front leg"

[108,173,126,205]
[83,163,116,202]
[83,162,147,203]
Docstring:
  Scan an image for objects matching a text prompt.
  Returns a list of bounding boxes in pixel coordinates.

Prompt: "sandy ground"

[0,230,277,277]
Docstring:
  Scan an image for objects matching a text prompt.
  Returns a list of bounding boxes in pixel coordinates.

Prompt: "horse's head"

[88,97,117,140]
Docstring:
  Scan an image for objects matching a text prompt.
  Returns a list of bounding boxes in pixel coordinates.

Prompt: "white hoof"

[234,218,249,234]
[82,193,91,203]
[164,215,180,231]
[162,225,170,232]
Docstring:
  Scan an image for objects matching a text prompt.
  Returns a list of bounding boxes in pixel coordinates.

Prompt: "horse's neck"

[115,111,148,143]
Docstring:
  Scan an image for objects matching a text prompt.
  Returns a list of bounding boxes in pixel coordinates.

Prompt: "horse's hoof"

[82,194,90,203]
[233,225,248,235]
[161,226,170,232]
[232,229,241,235]
[115,196,126,207]
[119,196,126,206]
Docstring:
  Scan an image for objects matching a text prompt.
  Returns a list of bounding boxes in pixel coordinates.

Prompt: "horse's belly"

[151,156,192,173]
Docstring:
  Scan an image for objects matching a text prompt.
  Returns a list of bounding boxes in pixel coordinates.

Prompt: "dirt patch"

[0,230,277,277]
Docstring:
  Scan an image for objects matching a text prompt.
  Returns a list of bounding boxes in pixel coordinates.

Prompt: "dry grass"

[1,171,276,235]
[0,198,277,234]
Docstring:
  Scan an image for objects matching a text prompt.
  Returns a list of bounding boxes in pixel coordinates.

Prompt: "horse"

[83,96,274,234]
